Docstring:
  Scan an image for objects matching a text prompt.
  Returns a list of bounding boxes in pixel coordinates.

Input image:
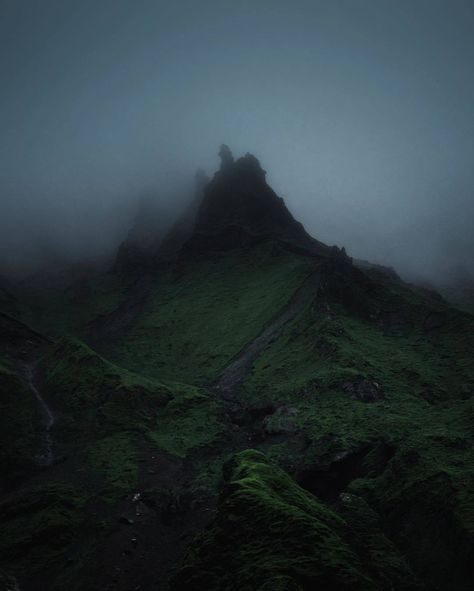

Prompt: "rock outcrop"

[171,450,421,591]
[187,146,334,256]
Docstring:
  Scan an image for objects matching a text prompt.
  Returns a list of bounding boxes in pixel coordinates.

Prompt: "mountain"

[183,146,335,257]
[0,148,473,591]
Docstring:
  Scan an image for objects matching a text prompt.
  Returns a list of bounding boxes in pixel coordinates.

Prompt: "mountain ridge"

[0,149,473,591]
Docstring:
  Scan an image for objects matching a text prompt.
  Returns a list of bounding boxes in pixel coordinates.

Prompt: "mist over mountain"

[1,4,474,590]
[1,140,474,591]
[1,0,474,284]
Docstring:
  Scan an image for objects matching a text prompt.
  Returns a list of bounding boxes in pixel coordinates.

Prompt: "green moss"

[87,433,138,501]
[148,385,224,458]
[234,289,473,588]
[0,356,41,475]
[172,450,420,590]
[110,243,313,383]
[40,338,173,441]
[4,243,474,590]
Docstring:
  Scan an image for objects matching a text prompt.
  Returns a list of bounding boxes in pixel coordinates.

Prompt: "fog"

[1,0,474,284]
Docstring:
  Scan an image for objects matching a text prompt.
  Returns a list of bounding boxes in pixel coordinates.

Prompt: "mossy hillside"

[237,288,474,588]
[240,288,474,409]
[148,385,224,458]
[110,243,314,383]
[40,338,174,440]
[87,432,138,501]
[40,336,225,459]
[0,356,41,476]
[0,482,88,583]
[172,450,421,591]
[3,244,474,590]
[0,478,112,591]
[0,349,224,587]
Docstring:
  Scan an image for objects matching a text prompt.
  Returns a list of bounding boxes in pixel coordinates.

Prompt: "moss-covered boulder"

[171,450,421,590]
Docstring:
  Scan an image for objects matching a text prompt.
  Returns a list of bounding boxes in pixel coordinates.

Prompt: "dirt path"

[213,268,321,399]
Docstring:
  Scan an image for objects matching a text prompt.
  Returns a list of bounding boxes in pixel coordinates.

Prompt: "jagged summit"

[185,146,338,257]
[196,147,284,231]
[116,146,346,272]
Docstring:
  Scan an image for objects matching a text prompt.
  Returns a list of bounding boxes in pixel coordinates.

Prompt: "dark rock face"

[218,143,234,170]
[189,148,333,256]
[341,377,384,402]
[298,441,396,502]
[118,170,211,270]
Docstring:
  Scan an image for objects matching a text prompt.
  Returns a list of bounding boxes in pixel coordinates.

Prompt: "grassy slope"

[236,271,474,589]
[0,334,226,588]
[41,337,225,458]
[2,244,474,590]
[172,450,421,591]
[41,338,173,436]
[108,243,313,382]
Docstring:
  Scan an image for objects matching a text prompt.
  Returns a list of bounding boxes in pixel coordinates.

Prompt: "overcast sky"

[1,0,473,282]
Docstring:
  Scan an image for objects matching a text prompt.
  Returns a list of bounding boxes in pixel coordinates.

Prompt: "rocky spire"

[218,144,234,171]
[187,146,333,258]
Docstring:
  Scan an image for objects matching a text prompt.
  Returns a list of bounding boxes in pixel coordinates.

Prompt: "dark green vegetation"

[0,355,41,477]
[109,244,313,383]
[172,450,421,590]
[1,153,473,590]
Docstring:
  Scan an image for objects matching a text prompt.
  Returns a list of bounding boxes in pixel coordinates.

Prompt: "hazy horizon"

[1,0,474,284]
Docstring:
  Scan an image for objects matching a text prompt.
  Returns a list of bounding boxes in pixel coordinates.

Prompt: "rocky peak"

[119,145,348,265]
[190,146,333,257]
[235,152,267,180]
